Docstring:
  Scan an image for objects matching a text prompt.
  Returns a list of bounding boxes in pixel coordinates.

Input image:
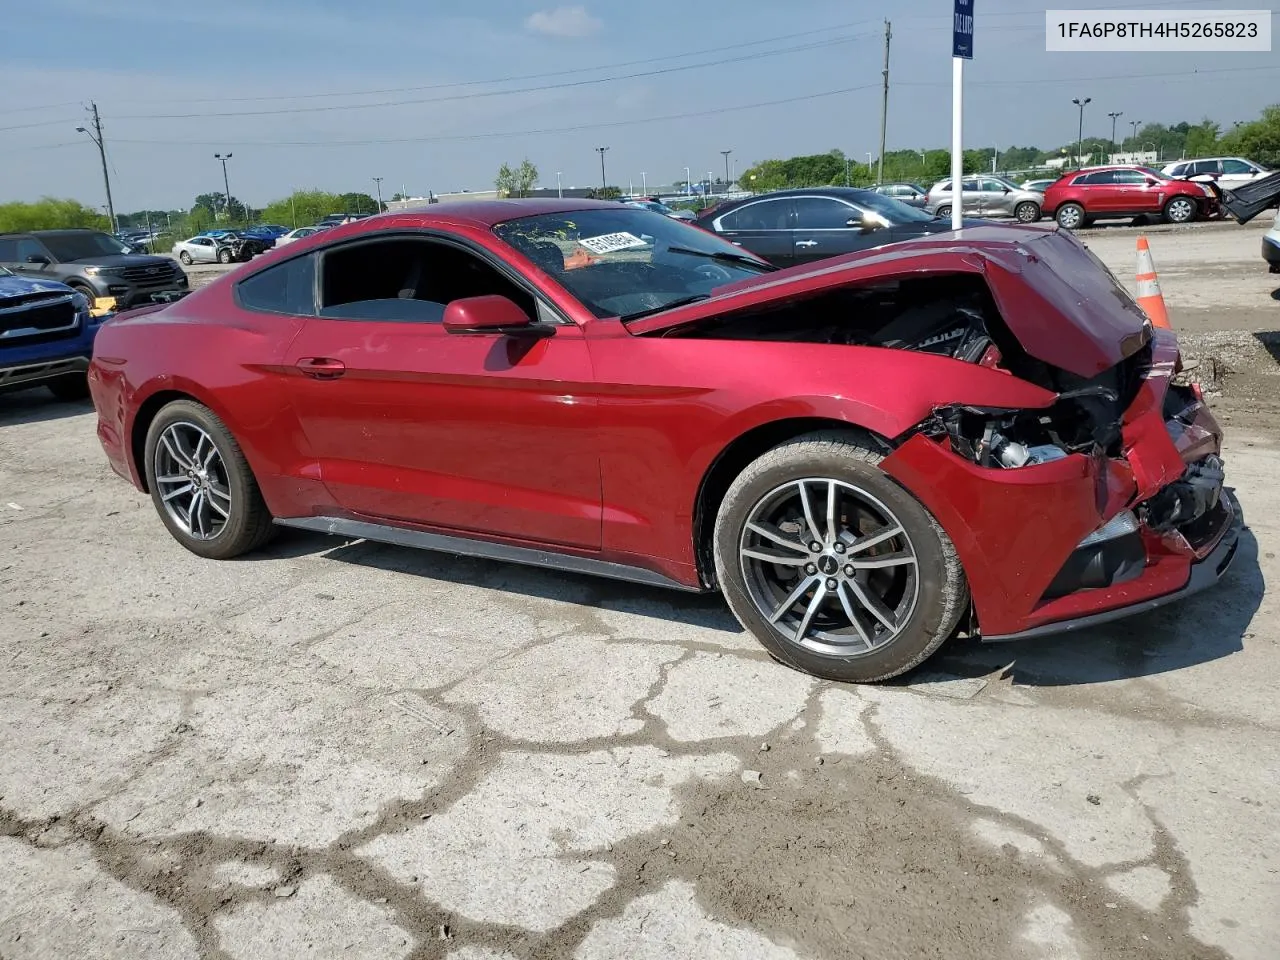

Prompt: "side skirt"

[274,515,706,594]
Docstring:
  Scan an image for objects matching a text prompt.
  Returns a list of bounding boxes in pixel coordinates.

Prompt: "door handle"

[795,240,818,248]
[296,357,346,379]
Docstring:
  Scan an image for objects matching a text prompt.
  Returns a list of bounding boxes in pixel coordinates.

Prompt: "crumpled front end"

[881,328,1241,641]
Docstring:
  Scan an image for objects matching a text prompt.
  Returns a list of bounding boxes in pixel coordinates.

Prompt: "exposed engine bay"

[661,273,1153,463]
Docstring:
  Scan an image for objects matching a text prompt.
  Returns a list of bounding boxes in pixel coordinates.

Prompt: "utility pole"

[214,153,234,221]
[1107,111,1122,160]
[372,177,384,212]
[1071,97,1091,168]
[877,20,892,185]
[76,103,116,233]
[595,146,609,191]
[720,149,732,189]
[556,172,563,198]
[641,171,647,195]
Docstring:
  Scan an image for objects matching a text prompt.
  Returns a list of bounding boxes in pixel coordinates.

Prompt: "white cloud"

[524,5,601,38]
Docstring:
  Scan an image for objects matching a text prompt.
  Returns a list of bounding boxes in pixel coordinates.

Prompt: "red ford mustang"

[88,200,1240,682]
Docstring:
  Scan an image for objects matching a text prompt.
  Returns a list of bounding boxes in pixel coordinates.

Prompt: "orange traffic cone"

[1135,236,1172,330]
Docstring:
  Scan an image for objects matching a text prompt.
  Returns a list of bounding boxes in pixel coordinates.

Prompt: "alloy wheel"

[1058,205,1083,229]
[1168,198,1194,222]
[738,478,919,657]
[153,421,232,540]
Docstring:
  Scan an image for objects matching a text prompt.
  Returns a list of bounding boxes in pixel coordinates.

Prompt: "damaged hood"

[630,225,1151,378]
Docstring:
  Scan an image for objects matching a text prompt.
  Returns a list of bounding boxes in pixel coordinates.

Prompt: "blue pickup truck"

[0,266,103,401]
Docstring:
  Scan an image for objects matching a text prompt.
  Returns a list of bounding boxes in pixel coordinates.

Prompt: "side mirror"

[25,254,51,265]
[1145,178,1158,186]
[443,295,546,336]
[850,213,886,232]
[1003,186,1012,194]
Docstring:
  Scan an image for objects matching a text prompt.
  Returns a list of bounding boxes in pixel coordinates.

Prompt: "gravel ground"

[1,221,1277,960]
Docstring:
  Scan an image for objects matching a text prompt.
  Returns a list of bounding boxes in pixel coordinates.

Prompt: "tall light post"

[595,146,609,191]
[684,166,691,196]
[556,172,562,198]
[1107,111,1122,158]
[640,171,647,195]
[1129,119,1140,145]
[75,103,116,233]
[720,149,732,188]
[1071,97,1091,169]
[214,152,234,221]
[866,151,873,171]
[372,176,384,212]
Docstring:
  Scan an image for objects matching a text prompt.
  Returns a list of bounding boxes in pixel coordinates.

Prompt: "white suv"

[1161,157,1271,191]
[1264,206,1280,274]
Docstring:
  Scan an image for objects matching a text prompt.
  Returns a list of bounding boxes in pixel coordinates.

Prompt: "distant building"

[1108,152,1160,166]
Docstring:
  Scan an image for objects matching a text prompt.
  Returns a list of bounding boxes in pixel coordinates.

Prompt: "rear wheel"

[1055,202,1085,229]
[143,400,275,560]
[1014,201,1041,223]
[713,432,968,683]
[1163,196,1197,224]
[936,205,952,220]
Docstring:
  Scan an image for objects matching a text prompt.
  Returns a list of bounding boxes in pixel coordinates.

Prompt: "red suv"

[1043,165,1216,230]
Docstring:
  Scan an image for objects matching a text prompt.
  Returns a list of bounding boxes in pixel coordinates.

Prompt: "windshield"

[493,207,771,320]
[38,231,131,261]
[852,191,935,223]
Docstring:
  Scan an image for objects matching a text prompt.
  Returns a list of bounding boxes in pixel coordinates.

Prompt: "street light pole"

[556,172,562,198]
[720,149,732,189]
[372,176,384,212]
[75,102,116,233]
[684,166,691,195]
[214,152,234,221]
[595,146,609,191]
[1107,111,1122,161]
[641,171,647,195]
[1071,97,1091,168]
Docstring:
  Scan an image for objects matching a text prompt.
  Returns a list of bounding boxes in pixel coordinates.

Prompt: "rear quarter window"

[236,254,316,316]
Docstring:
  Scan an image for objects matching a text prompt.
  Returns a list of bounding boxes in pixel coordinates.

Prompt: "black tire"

[179,251,193,265]
[1055,202,1085,230]
[217,248,232,264]
[936,205,952,220]
[1163,196,1197,224]
[46,374,90,402]
[143,399,275,560]
[1014,201,1041,223]
[713,431,968,683]
[68,281,98,308]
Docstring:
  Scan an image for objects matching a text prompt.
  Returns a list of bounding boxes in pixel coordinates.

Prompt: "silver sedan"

[171,236,231,265]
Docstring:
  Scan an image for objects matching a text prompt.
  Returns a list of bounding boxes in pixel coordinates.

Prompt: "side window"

[1191,160,1220,176]
[1222,159,1253,174]
[1167,164,1187,177]
[792,197,857,229]
[317,237,538,324]
[0,239,18,261]
[962,181,981,192]
[1112,171,1149,185]
[719,199,792,231]
[981,179,1006,192]
[15,238,46,260]
[1074,171,1113,185]
[237,254,316,316]
[936,181,951,193]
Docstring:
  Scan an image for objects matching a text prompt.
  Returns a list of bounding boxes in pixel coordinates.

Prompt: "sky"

[1,0,1276,212]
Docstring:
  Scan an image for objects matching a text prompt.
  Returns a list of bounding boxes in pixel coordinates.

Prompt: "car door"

[5,237,54,277]
[979,179,1013,216]
[1109,169,1156,213]
[709,197,795,267]
[1077,171,1123,213]
[280,232,601,549]
[1220,159,1259,190]
[791,196,883,264]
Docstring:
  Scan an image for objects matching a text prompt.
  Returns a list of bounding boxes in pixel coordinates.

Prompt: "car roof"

[334,197,631,229]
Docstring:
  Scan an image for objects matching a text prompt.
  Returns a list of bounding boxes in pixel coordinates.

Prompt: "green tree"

[338,192,378,215]
[495,158,539,198]
[261,190,346,228]
[1218,105,1280,162]
[1183,120,1221,159]
[0,198,109,233]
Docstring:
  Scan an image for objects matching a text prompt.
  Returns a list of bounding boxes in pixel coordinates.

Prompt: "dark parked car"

[0,229,188,312]
[89,201,1238,683]
[693,187,977,268]
[0,265,104,400]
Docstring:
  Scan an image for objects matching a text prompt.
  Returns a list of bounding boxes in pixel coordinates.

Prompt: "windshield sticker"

[577,231,648,255]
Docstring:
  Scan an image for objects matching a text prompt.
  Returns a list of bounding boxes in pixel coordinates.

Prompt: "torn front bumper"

[881,328,1241,641]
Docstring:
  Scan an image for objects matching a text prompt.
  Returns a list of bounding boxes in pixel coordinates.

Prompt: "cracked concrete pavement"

[2,228,1279,958]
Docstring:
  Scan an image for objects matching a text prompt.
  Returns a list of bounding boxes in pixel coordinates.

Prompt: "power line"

[109,34,875,120]
[111,19,883,106]
[898,63,1280,88]
[0,100,83,118]
[0,116,84,133]
[110,84,883,148]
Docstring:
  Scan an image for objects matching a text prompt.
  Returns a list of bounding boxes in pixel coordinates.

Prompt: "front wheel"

[1055,202,1085,229]
[1015,201,1041,223]
[217,248,232,264]
[143,400,275,560]
[713,432,968,683]
[1163,196,1197,224]
[179,251,193,265]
